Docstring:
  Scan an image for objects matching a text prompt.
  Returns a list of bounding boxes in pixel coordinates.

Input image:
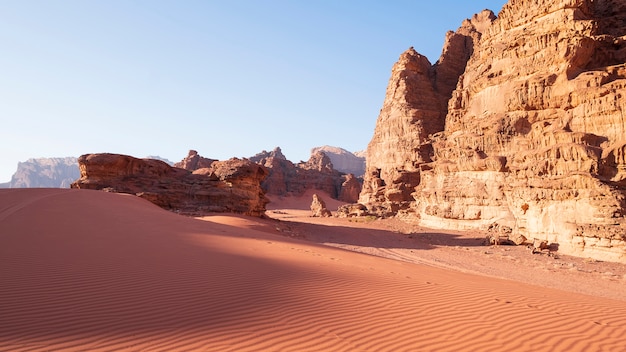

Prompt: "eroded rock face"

[71,153,268,216]
[310,146,366,177]
[360,1,626,262]
[251,147,361,200]
[2,157,80,188]
[174,150,217,171]
[339,174,362,203]
[360,11,496,217]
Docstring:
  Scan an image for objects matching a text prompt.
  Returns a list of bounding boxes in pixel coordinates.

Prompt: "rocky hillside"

[1,157,80,188]
[250,147,362,203]
[310,146,366,177]
[360,10,496,216]
[359,0,626,262]
[71,153,268,216]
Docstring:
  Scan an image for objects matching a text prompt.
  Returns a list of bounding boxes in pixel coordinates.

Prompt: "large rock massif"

[360,11,496,215]
[360,0,626,262]
[71,153,268,216]
[1,157,80,188]
[310,146,366,177]
[250,147,362,203]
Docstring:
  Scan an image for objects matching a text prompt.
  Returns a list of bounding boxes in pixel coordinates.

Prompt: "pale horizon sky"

[0,0,508,182]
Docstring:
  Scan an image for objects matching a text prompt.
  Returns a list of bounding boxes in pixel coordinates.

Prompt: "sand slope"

[1,189,626,351]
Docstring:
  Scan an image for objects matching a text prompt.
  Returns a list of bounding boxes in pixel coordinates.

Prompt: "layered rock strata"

[250,147,361,202]
[338,174,362,203]
[360,10,496,216]
[174,150,216,171]
[71,153,268,216]
[360,0,626,262]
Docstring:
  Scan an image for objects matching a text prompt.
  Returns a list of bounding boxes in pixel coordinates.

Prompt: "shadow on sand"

[263,214,487,252]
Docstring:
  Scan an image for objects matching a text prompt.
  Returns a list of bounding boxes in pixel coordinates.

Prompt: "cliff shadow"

[265,215,487,252]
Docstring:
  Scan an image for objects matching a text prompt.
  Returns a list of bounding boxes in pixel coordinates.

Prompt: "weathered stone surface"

[1,157,80,188]
[338,174,362,203]
[174,150,216,171]
[311,146,366,177]
[71,153,268,216]
[250,147,361,201]
[360,11,495,216]
[336,203,370,218]
[359,0,626,262]
[310,193,332,217]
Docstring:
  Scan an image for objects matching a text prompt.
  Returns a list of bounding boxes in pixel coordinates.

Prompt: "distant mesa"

[1,156,174,189]
[145,156,174,166]
[310,145,366,177]
[1,157,80,189]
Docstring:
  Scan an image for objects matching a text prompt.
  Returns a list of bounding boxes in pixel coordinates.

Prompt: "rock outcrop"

[1,157,80,188]
[360,11,496,217]
[250,147,361,201]
[359,0,626,262]
[71,153,268,216]
[338,174,362,203]
[310,194,332,217]
[174,150,216,171]
[310,146,366,177]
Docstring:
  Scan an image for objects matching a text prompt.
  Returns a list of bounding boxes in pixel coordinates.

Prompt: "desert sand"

[1,188,626,351]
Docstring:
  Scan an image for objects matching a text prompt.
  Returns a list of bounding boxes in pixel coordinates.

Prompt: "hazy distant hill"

[2,157,80,188]
[1,155,174,189]
[146,156,174,166]
[310,146,365,177]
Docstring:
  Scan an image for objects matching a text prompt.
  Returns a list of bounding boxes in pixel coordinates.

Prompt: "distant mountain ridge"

[310,146,365,177]
[2,156,174,189]
[0,148,363,190]
[1,157,80,188]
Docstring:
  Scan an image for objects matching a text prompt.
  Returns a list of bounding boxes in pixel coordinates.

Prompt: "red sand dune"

[1,189,626,351]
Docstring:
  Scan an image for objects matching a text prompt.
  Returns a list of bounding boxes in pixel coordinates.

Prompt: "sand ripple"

[1,189,625,351]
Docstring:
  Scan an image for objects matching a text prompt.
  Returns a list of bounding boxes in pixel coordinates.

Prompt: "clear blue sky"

[0,0,508,182]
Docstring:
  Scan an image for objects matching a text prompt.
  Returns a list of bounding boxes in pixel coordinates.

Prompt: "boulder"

[310,193,332,217]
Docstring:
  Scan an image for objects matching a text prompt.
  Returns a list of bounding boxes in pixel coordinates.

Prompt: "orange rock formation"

[360,0,626,262]
[71,153,268,216]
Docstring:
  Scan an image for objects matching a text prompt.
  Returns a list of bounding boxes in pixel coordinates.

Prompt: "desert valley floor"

[1,188,626,351]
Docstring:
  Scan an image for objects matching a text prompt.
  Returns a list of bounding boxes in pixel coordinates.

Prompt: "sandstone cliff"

[360,10,496,216]
[250,147,362,203]
[71,153,268,216]
[359,0,626,262]
[174,150,216,170]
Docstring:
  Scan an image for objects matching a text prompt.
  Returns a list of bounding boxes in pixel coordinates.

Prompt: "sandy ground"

[266,190,626,302]
[1,188,626,351]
